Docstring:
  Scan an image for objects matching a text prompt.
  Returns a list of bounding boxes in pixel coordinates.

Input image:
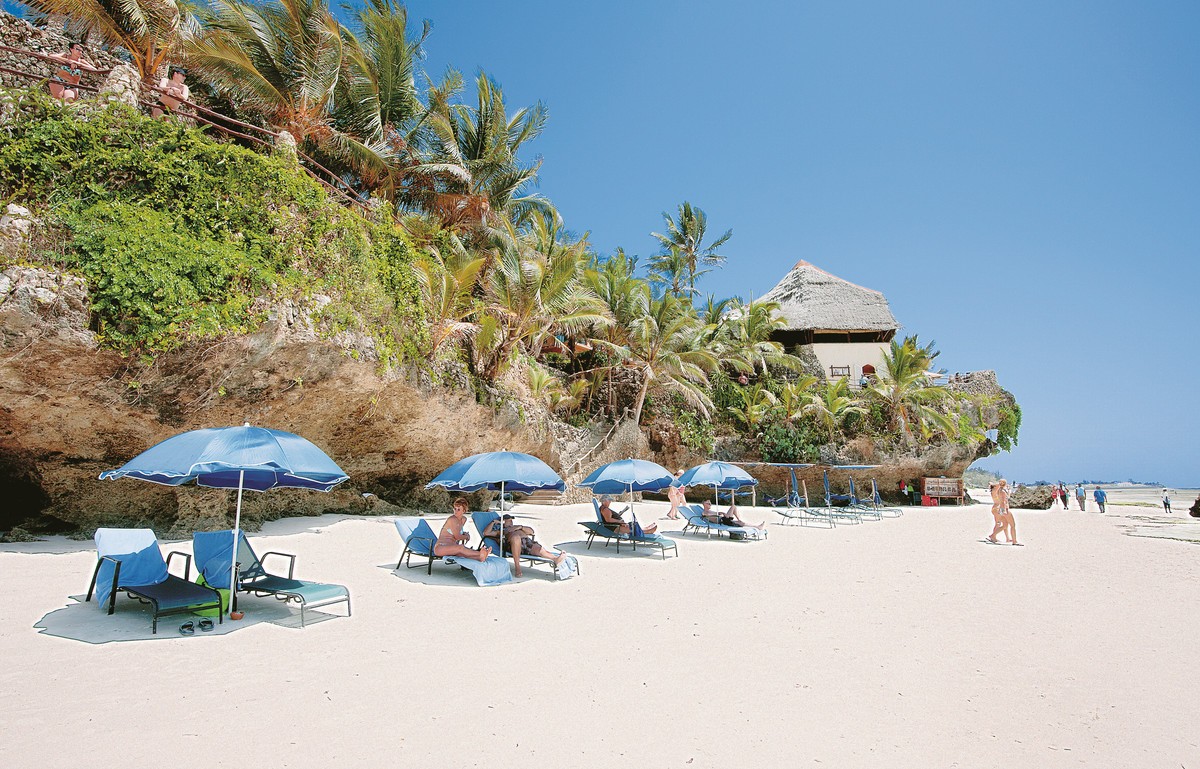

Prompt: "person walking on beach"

[1057,482,1070,509]
[999,479,1019,545]
[1050,484,1062,509]
[1093,487,1107,514]
[985,480,1009,543]
[665,474,686,520]
[1162,489,1172,514]
[1075,483,1087,511]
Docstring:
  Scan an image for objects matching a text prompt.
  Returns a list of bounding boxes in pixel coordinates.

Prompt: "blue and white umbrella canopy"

[99,425,349,491]
[676,461,758,490]
[425,451,565,494]
[676,460,759,505]
[100,424,349,616]
[578,458,674,495]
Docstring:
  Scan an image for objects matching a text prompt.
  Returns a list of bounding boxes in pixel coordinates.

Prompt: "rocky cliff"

[0,265,571,537]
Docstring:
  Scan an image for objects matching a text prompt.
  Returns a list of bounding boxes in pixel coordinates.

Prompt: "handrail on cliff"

[566,408,631,478]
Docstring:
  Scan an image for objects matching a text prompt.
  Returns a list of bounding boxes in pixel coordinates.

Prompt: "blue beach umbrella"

[100,424,349,616]
[676,461,759,505]
[578,458,673,524]
[425,451,565,511]
[426,451,565,494]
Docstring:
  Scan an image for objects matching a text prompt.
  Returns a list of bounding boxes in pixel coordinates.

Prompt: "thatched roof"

[760,261,899,332]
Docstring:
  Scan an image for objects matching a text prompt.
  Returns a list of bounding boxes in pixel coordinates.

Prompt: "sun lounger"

[773,504,835,528]
[394,518,513,586]
[471,512,578,579]
[845,478,884,520]
[85,528,223,634]
[679,504,768,540]
[580,501,678,559]
[193,530,350,628]
[869,479,904,517]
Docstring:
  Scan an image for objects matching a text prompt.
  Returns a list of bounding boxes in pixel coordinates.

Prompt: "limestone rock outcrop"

[1008,484,1054,510]
[0,266,560,535]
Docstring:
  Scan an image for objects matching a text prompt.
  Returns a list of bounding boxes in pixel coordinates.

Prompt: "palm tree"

[23,0,194,83]
[724,298,802,377]
[336,0,431,196]
[727,382,777,432]
[477,217,609,377]
[647,246,707,297]
[597,291,718,425]
[187,0,388,173]
[869,336,952,443]
[418,72,554,237]
[777,375,819,421]
[650,201,732,294]
[411,250,485,360]
[803,378,866,442]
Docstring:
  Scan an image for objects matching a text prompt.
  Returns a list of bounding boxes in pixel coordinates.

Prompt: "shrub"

[64,202,264,350]
[758,419,821,463]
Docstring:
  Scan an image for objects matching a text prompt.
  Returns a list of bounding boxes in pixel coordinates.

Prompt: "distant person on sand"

[1050,484,1062,509]
[1076,483,1087,511]
[665,473,686,519]
[700,499,766,531]
[1058,482,1070,509]
[434,497,491,561]
[1162,489,1172,514]
[1093,487,1107,514]
[985,480,1009,543]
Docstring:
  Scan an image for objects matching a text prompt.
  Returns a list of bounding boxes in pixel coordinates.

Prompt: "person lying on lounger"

[482,514,569,577]
[435,497,491,561]
[598,494,657,536]
[700,499,766,530]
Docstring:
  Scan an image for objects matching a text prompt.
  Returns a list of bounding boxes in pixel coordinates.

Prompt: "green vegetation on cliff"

[0,90,422,355]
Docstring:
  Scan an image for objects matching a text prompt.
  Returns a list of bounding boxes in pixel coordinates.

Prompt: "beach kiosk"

[921,477,965,505]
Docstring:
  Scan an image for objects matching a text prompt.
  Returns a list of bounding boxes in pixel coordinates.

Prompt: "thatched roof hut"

[760,261,899,347]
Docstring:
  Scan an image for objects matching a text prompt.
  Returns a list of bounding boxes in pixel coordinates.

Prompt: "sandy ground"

[2,496,1199,769]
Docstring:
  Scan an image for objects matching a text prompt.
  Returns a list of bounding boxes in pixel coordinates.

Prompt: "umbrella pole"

[628,484,634,536]
[229,469,244,618]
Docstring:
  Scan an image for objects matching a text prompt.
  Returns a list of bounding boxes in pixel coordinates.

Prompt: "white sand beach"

[2,497,1199,768]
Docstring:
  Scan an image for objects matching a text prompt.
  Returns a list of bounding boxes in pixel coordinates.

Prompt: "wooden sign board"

[923,477,964,501]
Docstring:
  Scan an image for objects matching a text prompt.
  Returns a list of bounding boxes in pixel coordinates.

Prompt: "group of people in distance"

[985,478,1020,546]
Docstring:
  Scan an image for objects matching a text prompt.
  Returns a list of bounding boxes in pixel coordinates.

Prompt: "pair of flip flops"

[179,619,215,635]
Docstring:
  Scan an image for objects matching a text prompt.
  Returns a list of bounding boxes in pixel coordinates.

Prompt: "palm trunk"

[632,371,652,425]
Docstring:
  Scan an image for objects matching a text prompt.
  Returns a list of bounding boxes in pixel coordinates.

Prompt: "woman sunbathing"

[700,499,766,530]
[482,514,568,577]
[598,495,657,536]
[434,497,491,561]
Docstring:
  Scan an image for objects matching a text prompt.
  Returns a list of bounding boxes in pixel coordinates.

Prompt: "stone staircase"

[520,489,563,506]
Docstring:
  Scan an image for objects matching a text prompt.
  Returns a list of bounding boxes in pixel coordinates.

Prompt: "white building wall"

[810,342,890,383]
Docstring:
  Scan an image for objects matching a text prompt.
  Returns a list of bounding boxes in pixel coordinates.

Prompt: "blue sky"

[10,2,1198,485]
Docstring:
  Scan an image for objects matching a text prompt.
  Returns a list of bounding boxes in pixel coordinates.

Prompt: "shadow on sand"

[35,594,341,645]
